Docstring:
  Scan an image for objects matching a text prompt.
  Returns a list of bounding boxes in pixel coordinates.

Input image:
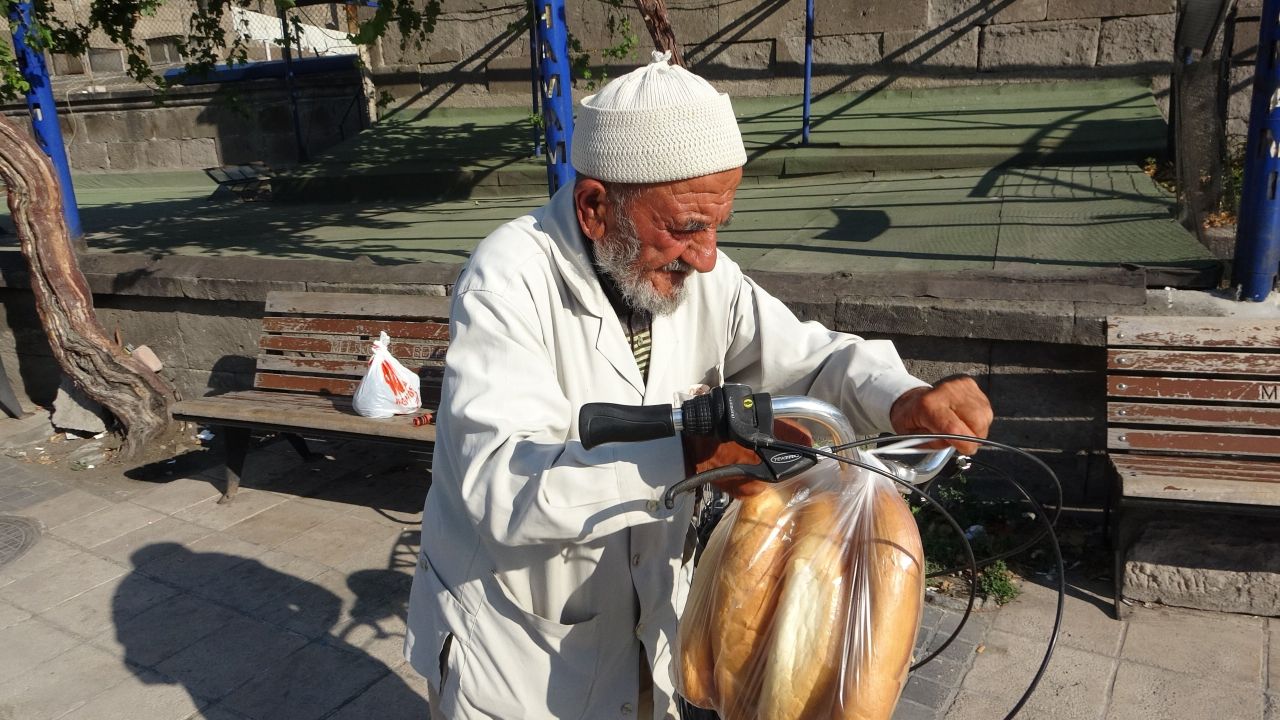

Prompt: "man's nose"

[681,232,717,273]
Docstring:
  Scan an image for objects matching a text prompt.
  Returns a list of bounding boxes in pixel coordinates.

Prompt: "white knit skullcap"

[571,51,747,184]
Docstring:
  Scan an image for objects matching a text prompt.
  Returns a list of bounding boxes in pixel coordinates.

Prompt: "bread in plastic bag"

[676,453,925,720]
[352,331,422,418]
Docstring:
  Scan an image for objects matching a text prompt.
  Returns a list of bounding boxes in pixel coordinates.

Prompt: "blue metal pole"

[1234,0,1280,300]
[9,0,82,240]
[533,0,573,194]
[529,6,543,158]
[802,0,813,145]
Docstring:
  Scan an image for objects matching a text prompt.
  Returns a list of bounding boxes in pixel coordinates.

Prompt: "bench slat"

[1108,428,1280,456]
[1107,402,1280,430]
[1108,317,1280,349]
[1107,349,1280,376]
[255,372,443,397]
[262,317,450,340]
[173,391,437,443]
[265,292,451,319]
[1112,455,1280,506]
[255,355,445,378]
[259,335,449,361]
[1108,375,1280,404]
[1110,453,1280,479]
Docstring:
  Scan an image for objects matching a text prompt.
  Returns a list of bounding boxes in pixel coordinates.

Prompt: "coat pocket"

[462,573,608,720]
[405,552,472,706]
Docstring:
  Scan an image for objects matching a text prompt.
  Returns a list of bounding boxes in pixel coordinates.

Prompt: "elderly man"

[405,52,992,720]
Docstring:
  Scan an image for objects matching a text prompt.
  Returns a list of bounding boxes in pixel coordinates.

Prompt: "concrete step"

[0,412,54,450]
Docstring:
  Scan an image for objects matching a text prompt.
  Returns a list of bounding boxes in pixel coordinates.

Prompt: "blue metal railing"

[8,0,82,240]
[1233,0,1280,300]
[533,0,574,194]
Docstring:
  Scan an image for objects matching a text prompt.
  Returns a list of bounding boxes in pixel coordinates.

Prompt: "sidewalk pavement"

[0,441,1275,720]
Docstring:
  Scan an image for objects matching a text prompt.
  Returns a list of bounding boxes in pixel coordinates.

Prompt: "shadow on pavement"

[112,542,427,719]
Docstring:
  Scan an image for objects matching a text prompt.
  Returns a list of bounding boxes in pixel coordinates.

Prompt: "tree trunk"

[0,115,178,461]
[632,0,684,67]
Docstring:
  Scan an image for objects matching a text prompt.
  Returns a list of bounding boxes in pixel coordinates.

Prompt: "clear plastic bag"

[352,331,422,418]
[676,453,925,720]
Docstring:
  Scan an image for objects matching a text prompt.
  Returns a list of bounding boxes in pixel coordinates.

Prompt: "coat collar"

[536,184,647,395]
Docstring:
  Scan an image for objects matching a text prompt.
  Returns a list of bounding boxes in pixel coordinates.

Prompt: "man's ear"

[574,178,609,243]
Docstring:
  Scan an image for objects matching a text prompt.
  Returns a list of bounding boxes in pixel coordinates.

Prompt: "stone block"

[485,55,533,95]
[92,300,187,373]
[79,112,128,143]
[878,334,994,389]
[223,500,344,549]
[1124,514,1280,617]
[715,0,805,43]
[180,138,220,169]
[173,310,260,373]
[0,643,134,720]
[50,501,164,548]
[777,33,882,68]
[40,573,176,639]
[1046,0,1172,19]
[1097,13,1175,68]
[145,105,204,141]
[0,617,81,684]
[1234,17,1259,62]
[156,615,309,699]
[686,40,774,73]
[18,489,111,529]
[217,134,264,165]
[105,141,146,172]
[979,19,1100,69]
[57,668,206,720]
[0,551,125,613]
[51,376,109,435]
[143,138,183,168]
[835,297,1078,344]
[816,0,930,34]
[931,0,1047,26]
[883,26,980,69]
[67,141,109,172]
[222,641,390,720]
[98,591,241,667]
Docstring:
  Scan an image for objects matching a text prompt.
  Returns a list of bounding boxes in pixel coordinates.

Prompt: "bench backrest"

[1106,316,1280,461]
[256,291,452,405]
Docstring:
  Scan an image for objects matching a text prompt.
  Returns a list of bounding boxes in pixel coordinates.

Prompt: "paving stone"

[911,653,968,687]
[991,576,1125,657]
[257,568,366,640]
[97,591,240,667]
[130,477,223,515]
[40,572,177,638]
[329,525,421,577]
[173,488,289,532]
[1105,661,1262,720]
[1267,693,1278,720]
[945,689,1013,719]
[326,663,429,720]
[901,674,952,710]
[222,640,391,720]
[134,533,264,591]
[58,667,205,720]
[0,599,31,629]
[90,516,213,565]
[959,630,1115,719]
[275,514,406,571]
[155,616,309,701]
[189,549,329,614]
[0,642,134,720]
[330,603,411,670]
[0,615,81,684]
[50,502,166,548]
[0,536,80,588]
[19,489,112,528]
[0,550,125,613]
[221,500,344,549]
[892,699,939,720]
[1121,605,1264,686]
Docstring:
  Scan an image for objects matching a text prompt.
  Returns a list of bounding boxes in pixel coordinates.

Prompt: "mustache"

[661,257,694,274]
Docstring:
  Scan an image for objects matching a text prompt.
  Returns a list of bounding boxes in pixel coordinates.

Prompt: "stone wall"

[368,0,1181,111]
[0,71,365,172]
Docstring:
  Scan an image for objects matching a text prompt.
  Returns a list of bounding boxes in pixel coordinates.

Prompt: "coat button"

[645,499,659,512]
[621,703,633,714]
[635,623,645,637]
[418,555,429,571]
[632,554,641,566]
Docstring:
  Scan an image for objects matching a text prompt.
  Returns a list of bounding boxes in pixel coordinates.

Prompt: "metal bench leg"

[221,426,249,504]
[283,432,318,461]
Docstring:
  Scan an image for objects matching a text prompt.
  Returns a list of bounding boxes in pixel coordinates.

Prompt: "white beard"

[594,209,692,316]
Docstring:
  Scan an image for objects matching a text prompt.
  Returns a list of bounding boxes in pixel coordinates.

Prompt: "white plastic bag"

[352,331,422,418]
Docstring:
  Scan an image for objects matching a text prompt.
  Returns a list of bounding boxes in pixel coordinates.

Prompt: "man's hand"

[889,375,993,456]
[682,420,815,498]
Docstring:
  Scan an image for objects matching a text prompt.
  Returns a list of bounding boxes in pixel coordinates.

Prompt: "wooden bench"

[172,291,451,502]
[1106,315,1280,617]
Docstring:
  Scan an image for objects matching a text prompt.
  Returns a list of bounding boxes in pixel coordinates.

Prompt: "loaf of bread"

[711,484,796,720]
[759,491,848,720]
[678,515,730,709]
[836,483,925,720]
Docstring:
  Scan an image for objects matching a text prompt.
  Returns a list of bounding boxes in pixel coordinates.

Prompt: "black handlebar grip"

[578,403,675,450]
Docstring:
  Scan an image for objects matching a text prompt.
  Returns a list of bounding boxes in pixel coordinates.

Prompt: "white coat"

[404,184,928,720]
